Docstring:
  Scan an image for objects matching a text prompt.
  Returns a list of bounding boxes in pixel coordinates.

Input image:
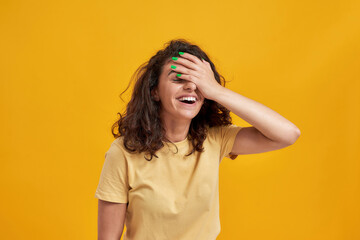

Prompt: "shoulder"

[112,136,125,148]
[108,136,143,159]
[208,124,242,138]
[106,137,126,157]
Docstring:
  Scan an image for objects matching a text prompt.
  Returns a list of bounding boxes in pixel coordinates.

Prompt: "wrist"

[207,85,227,101]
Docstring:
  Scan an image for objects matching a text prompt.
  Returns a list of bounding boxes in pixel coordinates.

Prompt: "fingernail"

[171,65,177,69]
[179,52,184,55]
[177,73,182,77]
[172,57,178,61]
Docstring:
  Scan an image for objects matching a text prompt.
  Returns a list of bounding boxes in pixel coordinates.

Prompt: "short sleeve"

[218,124,243,160]
[94,141,129,203]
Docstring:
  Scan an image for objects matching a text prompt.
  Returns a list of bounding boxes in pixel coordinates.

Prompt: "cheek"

[161,86,177,98]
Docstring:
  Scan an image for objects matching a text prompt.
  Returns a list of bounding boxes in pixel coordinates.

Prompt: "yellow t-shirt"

[95,124,243,240]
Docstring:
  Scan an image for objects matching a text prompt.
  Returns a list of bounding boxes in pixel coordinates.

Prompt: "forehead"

[162,58,176,77]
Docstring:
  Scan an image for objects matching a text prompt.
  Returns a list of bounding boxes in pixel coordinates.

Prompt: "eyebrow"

[167,70,176,76]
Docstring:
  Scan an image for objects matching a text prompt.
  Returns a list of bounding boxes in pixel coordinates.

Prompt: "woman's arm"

[98,199,127,240]
[213,86,300,144]
[169,52,300,144]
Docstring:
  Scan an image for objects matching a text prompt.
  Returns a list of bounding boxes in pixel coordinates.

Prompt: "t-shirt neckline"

[162,135,189,147]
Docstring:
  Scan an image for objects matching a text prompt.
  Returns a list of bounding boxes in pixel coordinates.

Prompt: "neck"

[160,114,191,143]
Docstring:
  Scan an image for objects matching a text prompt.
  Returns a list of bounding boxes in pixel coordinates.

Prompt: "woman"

[95,39,300,240]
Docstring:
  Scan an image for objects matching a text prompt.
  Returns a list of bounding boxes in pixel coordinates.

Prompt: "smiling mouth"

[176,96,198,105]
[178,99,196,104]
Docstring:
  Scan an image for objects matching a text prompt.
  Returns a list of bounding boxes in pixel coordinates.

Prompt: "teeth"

[178,96,196,102]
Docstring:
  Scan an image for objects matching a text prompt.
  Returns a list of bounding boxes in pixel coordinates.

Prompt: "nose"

[184,80,197,91]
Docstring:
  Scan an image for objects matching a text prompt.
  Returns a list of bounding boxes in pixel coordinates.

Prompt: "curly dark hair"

[111,38,233,161]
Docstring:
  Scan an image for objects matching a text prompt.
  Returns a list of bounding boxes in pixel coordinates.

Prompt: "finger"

[179,52,203,65]
[176,72,198,84]
[201,58,210,67]
[171,56,198,71]
[170,64,199,78]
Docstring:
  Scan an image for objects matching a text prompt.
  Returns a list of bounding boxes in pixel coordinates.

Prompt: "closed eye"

[172,79,183,82]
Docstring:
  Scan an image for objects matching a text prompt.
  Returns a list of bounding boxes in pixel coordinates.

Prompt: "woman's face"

[152,58,205,122]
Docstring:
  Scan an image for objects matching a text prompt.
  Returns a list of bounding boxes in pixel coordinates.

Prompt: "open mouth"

[177,97,197,105]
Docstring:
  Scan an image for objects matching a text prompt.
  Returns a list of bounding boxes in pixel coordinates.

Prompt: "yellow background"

[1,0,359,239]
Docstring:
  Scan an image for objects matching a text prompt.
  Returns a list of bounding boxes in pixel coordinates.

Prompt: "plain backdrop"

[0,0,359,239]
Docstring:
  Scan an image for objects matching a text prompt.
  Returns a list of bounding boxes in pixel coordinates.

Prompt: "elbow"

[287,128,301,145]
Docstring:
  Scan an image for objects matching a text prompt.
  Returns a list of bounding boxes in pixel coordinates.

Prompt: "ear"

[151,88,159,101]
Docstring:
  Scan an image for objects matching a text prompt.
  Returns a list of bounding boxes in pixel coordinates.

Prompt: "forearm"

[98,200,126,240]
[212,86,301,144]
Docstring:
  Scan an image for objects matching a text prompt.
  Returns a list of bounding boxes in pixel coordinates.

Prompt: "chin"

[179,115,196,120]
[180,112,200,120]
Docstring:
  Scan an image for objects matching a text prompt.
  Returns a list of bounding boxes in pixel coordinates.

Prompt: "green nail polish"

[177,73,182,77]
[172,57,178,60]
[179,51,184,55]
[171,65,176,69]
